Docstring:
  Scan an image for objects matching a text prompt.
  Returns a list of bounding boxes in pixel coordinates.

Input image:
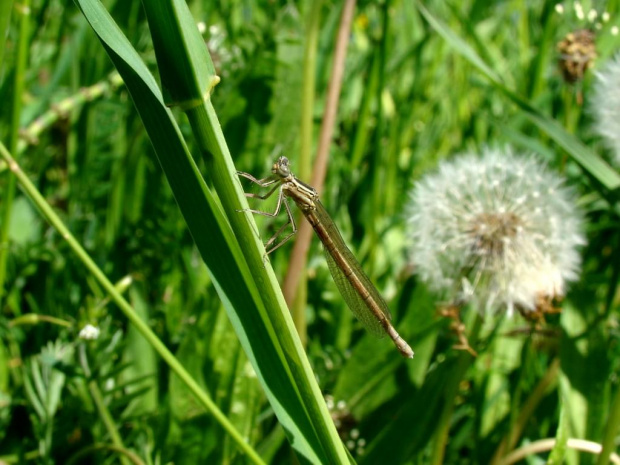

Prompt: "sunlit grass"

[0,1,619,464]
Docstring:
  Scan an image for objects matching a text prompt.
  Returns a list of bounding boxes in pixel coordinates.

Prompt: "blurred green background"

[1,0,619,464]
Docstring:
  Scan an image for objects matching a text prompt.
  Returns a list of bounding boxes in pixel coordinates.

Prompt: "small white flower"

[588,9,598,22]
[104,378,115,391]
[79,324,100,340]
[590,54,620,164]
[406,148,585,315]
[574,2,585,20]
[555,3,564,14]
[612,25,619,36]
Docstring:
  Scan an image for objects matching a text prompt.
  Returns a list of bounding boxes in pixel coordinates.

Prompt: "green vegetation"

[0,0,619,464]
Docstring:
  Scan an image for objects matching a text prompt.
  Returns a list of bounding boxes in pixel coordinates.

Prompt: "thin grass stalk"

[282,0,357,321]
[0,143,266,465]
[9,314,72,327]
[597,384,620,465]
[500,438,620,465]
[87,379,129,463]
[0,0,30,308]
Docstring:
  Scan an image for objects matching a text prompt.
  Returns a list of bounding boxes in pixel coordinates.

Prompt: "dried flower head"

[406,148,585,315]
[557,29,597,82]
[590,53,620,164]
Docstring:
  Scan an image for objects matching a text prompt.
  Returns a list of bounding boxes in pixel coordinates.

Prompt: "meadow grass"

[0,1,619,464]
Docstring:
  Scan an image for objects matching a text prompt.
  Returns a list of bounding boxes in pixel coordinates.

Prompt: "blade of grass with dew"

[75,0,350,463]
[416,1,620,192]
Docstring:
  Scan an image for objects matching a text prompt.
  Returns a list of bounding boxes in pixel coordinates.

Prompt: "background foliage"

[1,0,620,464]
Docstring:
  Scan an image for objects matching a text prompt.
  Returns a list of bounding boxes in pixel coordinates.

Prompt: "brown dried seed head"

[557,29,597,82]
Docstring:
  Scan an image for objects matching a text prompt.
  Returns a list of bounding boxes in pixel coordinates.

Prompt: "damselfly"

[238,157,414,359]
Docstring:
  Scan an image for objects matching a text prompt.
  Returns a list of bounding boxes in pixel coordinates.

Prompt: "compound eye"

[276,157,291,176]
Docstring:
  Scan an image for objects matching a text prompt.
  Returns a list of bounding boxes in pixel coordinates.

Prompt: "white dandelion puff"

[590,54,620,164]
[406,148,585,315]
[78,323,100,340]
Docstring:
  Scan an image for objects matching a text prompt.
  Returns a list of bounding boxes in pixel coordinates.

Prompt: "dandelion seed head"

[406,147,584,315]
[590,54,620,164]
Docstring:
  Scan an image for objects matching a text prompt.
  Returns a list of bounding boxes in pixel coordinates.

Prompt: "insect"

[238,157,413,358]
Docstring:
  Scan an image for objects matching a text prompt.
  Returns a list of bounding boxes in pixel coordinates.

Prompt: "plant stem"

[0,0,30,308]
[597,383,620,465]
